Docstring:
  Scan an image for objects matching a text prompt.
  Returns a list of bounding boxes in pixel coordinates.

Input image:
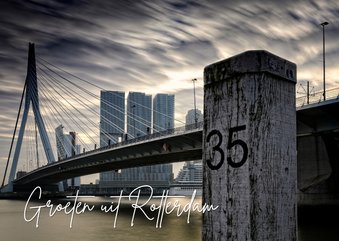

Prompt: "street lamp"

[321,21,329,101]
[192,78,197,127]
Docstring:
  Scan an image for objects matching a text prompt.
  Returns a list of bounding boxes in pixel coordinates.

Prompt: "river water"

[0,196,338,241]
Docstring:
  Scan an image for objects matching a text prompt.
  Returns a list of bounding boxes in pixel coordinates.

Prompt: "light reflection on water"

[0,196,202,241]
[0,197,338,241]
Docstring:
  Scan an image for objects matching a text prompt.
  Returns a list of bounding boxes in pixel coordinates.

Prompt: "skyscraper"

[153,93,174,132]
[127,92,152,137]
[55,125,81,188]
[56,125,80,160]
[152,93,174,193]
[100,91,125,147]
[56,125,66,160]
[185,108,203,126]
[99,91,174,195]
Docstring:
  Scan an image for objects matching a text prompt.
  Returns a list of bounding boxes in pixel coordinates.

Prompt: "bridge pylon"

[1,43,63,193]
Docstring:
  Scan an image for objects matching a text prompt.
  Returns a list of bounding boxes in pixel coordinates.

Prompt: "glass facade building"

[185,108,203,126]
[55,124,81,188]
[153,93,174,132]
[100,91,125,146]
[127,92,152,138]
[99,91,174,195]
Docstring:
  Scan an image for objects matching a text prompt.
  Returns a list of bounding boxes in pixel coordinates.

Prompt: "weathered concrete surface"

[203,51,297,241]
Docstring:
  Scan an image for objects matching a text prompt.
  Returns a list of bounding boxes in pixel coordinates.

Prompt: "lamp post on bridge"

[192,78,198,127]
[131,104,136,138]
[321,21,329,101]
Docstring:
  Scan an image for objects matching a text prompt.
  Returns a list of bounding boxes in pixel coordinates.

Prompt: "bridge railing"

[296,86,339,108]
[59,121,204,163]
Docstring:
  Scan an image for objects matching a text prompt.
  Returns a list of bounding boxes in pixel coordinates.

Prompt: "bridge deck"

[14,127,202,186]
[12,99,339,192]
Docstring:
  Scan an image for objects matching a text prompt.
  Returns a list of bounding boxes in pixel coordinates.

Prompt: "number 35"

[206,125,248,170]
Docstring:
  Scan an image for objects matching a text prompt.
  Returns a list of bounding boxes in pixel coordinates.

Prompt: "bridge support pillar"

[203,51,297,240]
[1,43,64,193]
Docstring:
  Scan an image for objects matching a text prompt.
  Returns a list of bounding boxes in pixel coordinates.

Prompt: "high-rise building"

[169,160,203,196]
[185,108,203,126]
[100,91,125,147]
[55,125,81,188]
[169,109,204,195]
[56,125,80,160]
[56,125,66,160]
[99,91,174,195]
[127,92,152,138]
[151,93,174,193]
[153,94,174,132]
[175,161,203,183]
[99,91,125,188]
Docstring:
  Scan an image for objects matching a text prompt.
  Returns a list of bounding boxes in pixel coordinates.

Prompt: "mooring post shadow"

[203,51,297,240]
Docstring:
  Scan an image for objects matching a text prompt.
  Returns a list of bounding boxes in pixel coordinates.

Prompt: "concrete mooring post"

[203,51,297,241]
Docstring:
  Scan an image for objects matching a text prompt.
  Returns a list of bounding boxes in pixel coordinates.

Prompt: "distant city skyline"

[100,91,173,192]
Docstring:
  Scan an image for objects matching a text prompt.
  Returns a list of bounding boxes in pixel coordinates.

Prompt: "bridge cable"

[35,81,90,155]
[33,76,90,151]
[36,59,204,149]
[1,80,27,187]
[37,65,158,139]
[37,64,173,136]
[37,66,133,140]
[37,58,185,125]
[37,65,203,158]
[29,86,72,159]
[35,58,203,162]
[37,76,95,150]
[38,74,110,147]
[30,76,95,164]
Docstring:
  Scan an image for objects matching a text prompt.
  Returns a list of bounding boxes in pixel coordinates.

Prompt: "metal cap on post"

[203,50,297,241]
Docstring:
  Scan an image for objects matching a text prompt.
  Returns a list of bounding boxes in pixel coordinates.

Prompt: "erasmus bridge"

[1,43,339,200]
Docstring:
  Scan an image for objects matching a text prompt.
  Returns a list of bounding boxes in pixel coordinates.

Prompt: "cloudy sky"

[0,0,339,184]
